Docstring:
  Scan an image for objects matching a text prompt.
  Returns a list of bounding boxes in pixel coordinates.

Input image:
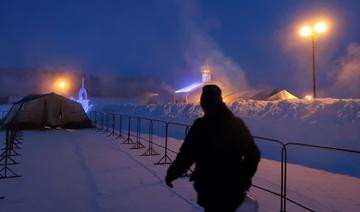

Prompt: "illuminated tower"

[78,77,88,100]
[77,77,90,112]
[201,66,211,83]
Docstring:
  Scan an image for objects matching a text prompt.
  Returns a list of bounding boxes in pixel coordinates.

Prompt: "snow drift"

[90,98,360,177]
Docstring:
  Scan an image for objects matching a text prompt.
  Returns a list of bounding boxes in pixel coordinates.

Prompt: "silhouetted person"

[165,85,260,212]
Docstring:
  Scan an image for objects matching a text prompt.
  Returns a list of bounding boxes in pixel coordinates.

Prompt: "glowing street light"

[314,22,327,33]
[304,95,313,101]
[300,26,312,37]
[299,21,328,98]
[53,78,71,95]
[58,81,66,89]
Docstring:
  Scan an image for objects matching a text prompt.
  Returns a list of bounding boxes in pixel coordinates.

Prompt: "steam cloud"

[177,0,249,94]
[329,43,360,98]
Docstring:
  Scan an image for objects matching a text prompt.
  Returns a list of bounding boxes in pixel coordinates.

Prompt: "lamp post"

[300,22,327,98]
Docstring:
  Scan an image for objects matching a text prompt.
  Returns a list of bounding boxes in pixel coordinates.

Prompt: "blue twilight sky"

[0,0,359,97]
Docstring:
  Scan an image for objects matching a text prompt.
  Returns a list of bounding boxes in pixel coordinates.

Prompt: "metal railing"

[0,118,23,200]
[92,111,360,211]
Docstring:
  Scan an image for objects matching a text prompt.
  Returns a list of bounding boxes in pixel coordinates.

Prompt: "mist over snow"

[328,43,360,98]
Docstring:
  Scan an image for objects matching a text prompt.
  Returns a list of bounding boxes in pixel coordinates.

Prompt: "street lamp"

[299,21,327,98]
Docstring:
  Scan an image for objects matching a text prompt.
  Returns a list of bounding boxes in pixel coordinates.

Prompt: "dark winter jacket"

[166,103,260,205]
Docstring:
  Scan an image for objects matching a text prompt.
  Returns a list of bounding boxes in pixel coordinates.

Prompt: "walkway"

[0,129,200,212]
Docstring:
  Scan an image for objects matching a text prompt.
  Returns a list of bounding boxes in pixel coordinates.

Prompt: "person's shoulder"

[233,116,244,122]
[232,116,247,127]
[193,117,205,126]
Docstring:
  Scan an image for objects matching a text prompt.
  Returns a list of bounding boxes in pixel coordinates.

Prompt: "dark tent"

[1,93,92,129]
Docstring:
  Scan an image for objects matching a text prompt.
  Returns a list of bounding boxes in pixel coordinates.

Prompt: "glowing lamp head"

[53,78,71,95]
[314,22,327,33]
[300,26,312,37]
[304,95,313,101]
[58,81,66,89]
[202,66,210,73]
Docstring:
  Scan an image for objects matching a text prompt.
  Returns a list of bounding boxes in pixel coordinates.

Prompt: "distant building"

[174,66,222,103]
[223,89,298,102]
[201,66,211,83]
[76,77,90,112]
[174,66,298,104]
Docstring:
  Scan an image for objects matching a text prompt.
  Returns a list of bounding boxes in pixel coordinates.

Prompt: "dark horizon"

[0,67,173,98]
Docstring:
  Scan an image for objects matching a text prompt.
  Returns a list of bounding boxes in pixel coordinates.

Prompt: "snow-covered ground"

[1,129,359,212]
[0,130,199,212]
[90,98,360,177]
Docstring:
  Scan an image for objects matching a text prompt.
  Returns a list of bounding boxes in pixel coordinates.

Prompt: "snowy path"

[0,130,201,212]
[1,129,359,212]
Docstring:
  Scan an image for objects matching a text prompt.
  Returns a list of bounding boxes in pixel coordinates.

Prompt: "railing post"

[108,113,115,136]
[94,111,97,128]
[104,112,110,133]
[155,123,172,165]
[0,126,22,179]
[141,120,159,156]
[122,116,135,144]
[97,112,104,131]
[164,124,168,159]
[116,114,124,139]
[131,117,145,149]
[282,145,288,212]
[278,145,286,212]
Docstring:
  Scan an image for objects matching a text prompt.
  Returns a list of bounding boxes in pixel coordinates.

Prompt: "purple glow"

[175,82,203,93]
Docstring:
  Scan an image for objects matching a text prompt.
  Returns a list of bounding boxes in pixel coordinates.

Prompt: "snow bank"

[90,98,360,147]
[90,98,360,177]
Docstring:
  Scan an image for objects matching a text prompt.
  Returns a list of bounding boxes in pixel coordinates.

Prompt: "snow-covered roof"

[267,90,298,101]
[223,89,298,101]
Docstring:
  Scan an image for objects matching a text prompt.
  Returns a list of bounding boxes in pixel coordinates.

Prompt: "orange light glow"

[300,26,312,37]
[314,22,327,33]
[300,20,329,38]
[58,81,66,89]
[223,97,232,104]
[53,78,71,95]
[304,95,313,100]
[201,66,210,73]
